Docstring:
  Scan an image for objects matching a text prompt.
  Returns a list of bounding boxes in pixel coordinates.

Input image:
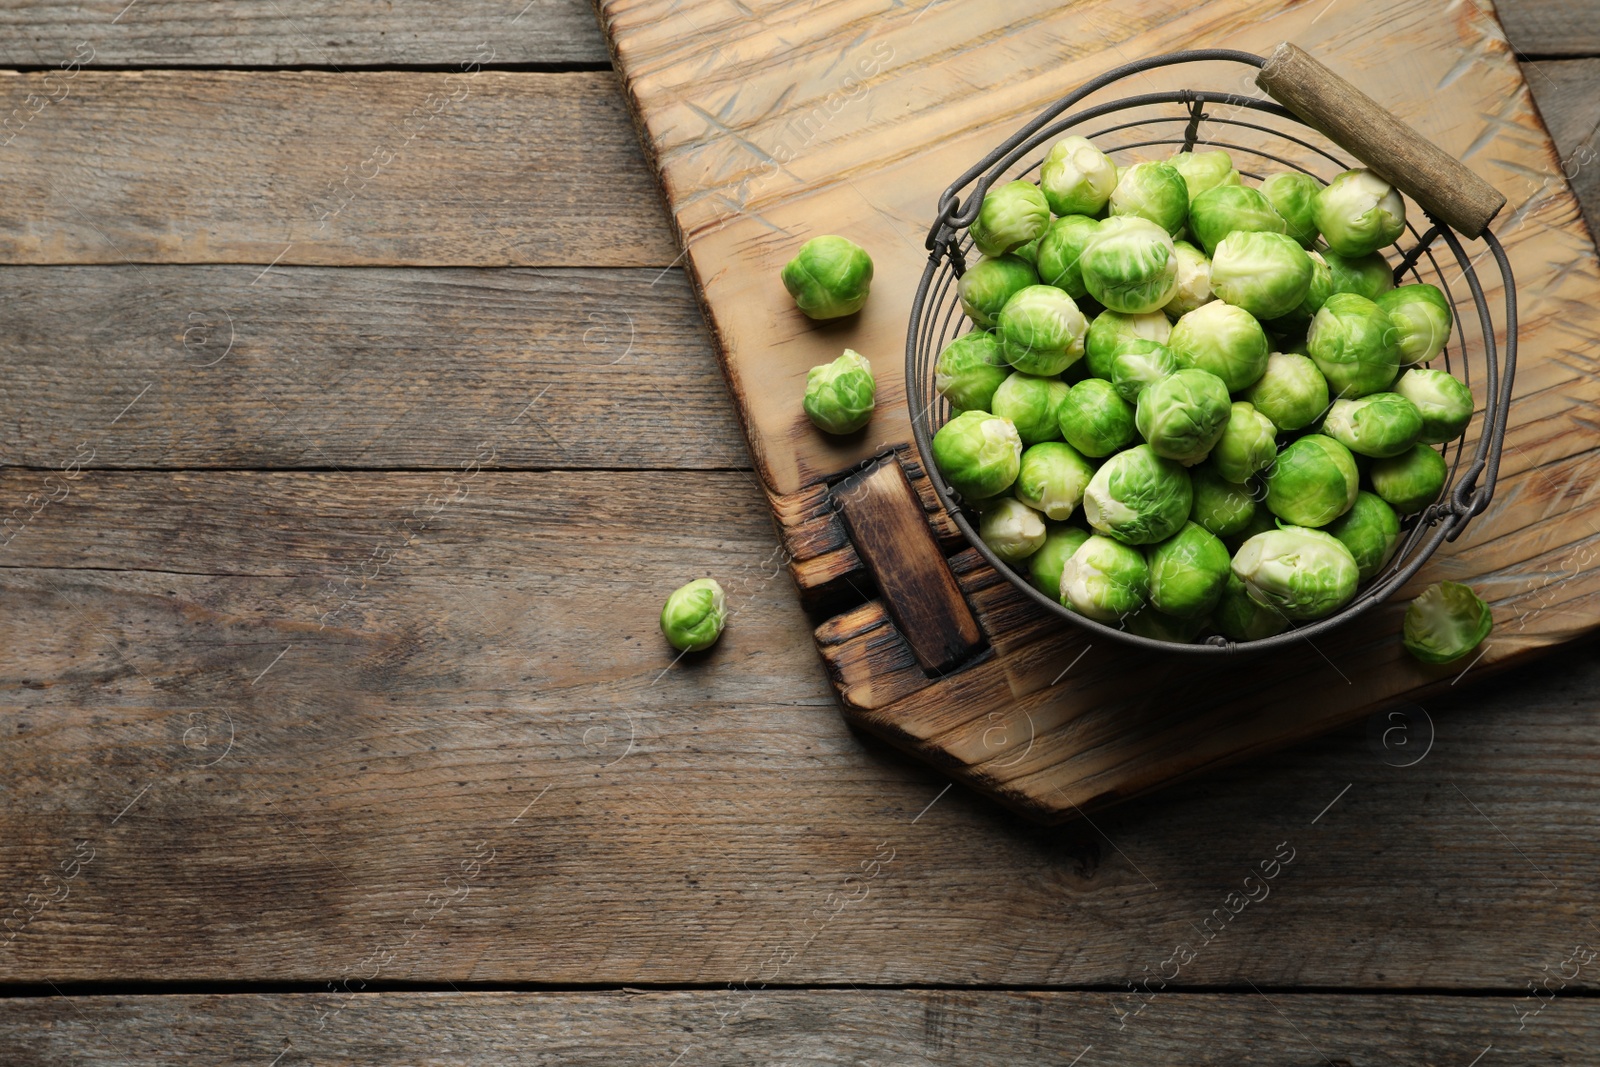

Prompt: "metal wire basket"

[906,46,1519,654]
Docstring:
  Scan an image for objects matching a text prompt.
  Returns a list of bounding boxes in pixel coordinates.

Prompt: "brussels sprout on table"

[1376,283,1453,366]
[998,284,1089,375]
[1322,392,1423,458]
[958,254,1038,327]
[1060,534,1150,620]
[1082,444,1193,545]
[1370,443,1448,514]
[660,578,727,652]
[1134,367,1232,465]
[991,372,1070,444]
[1320,244,1394,302]
[1213,573,1290,641]
[1403,581,1493,664]
[1167,149,1239,203]
[1210,230,1316,321]
[1058,377,1137,458]
[1264,433,1359,527]
[1392,367,1474,444]
[1040,136,1119,216]
[1325,490,1401,582]
[932,409,1023,500]
[1168,300,1271,392]
[1189,462,1258,538]
[1313,168,1406,257]
[970,179,1051,256]
[802,349,876,434]
[1211,401,1278,483]
[1108,339,1178,403]
[1188,184,1286,256]
[1258,171,1322,249]
[934,331,1010,414]
[1034,215,1100,299]
[1079,216,1180,314]
[1147,520,1231,618]
[1015,441,1096,521]
[1108,160,1190,237]
[1241,351,1329,431]
[1232,525,1360,621]
[979,496,1048,562]
[781,235,874,319]
[1084,308,1172,380]
[1164,239,1214,318]
[1030,524,1093,598]
[1307,292,1401,399]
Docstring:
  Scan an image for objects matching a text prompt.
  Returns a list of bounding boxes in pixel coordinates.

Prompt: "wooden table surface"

[1,1,1597,1063]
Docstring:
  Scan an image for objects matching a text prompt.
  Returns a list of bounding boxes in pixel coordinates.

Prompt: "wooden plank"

[3,991,1600,1064]
[0,2,609,68]
[1498,0,1600,57]
[0,265,744,469]
[3,471,1600,985]
[1524,58,1600,241]
[0,71,675,266]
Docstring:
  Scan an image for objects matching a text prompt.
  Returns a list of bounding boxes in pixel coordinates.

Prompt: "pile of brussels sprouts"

[931,138,1479,644]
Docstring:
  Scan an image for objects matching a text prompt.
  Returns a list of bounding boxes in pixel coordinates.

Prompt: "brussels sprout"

[780,235,874,319]
[1168,300,1271,391]
[1135,367,1232,465]
[1213,573,1290,641]
[979,496,1048,562]
[1321,244,1394,302]
[1325,490,1401,581]
[1164,239,1214,318]
[932,409,1023,500]
[1084,308,1172,380]
[1241,351,1329,431]
[1258,171,1322,248]
[1189,463,1258,537]
[1211,401,1279,483]
[1376,283,1453,366]
[970,179,1051,257]
[958,254,1039,327]
[1034,215,1100,299]
[1012,235,1042,266]
[991,372,1070,445]
[1030,524,1093,597]
[1224,503,1281,554]
[998,284,1089,375]
[1393,367,1474,444]
[1188,184,1286,256]
[1039,136,1119,216]
[1313,168,1406,257]
[1014,441,1095,520]
[935,331,1010,413]
[1168,149,1239,203]
[1109,160,1190,237]
[1082,444,1193,545]
[803,349,876,434]
[1264,434,1359,527]
[1060,534,1149,619]
[1109,339,1178,403]
[1370,443,1448,514]
[1307,292,1401,399]
[1403,581,1493,664]
[1147,520,1231,618]
[1232,525,1360,620]
[1322,392,1423,458]
[1058,378,1136,458]
[1264,249,1334,333]
[1123,606,1210,643]
[1079,216,1180,314]
[1210,230,1315,321]
[660,578,727,651]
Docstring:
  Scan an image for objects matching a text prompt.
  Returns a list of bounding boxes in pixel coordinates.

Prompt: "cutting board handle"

[1255,42,1506,238]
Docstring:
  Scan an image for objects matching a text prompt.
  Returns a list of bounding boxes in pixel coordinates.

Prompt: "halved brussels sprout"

[1210,230,1315,321]
[1258,171,1322,248]
[1322,392,1423,458]
[1168,149,1239,203]
[1392,367,1474,444]
[1079,216,1180,314]
[1325,490,1401,582]
[1084,308,1172,380]
[660,578,727,651]
[1040,136,1119,217]
[1014,441,1096,520]
[1188,184,1286,256]
[802,349,876,434]
[1213,573,1290,641]
[1313,168,1406,257]
[1164,239,1214,318]
[932,409,1023,499]
[1264,249,1333,333]
[1241,351,1329,431]
[970,179,1051,257]
[1058,377,1137,458]
[1307,292,1401,399]
[1232,525,1360,620]
[1376,283,1453,365]
[935,331,1010,413]
[979,496,1048,562]
[1320,244,1394,302]
[1211,401,1279,483]
[998,284,1089,376]
[1108,339,1178,403]
[1060,534,1149,620]
[991,372,1070,444]
[781,235,873,319]
[958,254,1038,327]
[1264,434,1359,527]
[1147,520,1231,618]
[1403,581,1493,663]
[1370,443,1448,514]
[1035,215,1100,299]
[1082,444,1193,545]
[1134,367,1232,465]
[1109,160,1190,237]
[1168,300,1271,391]
[1031,524,1093,597]
[1189,462,1258,537]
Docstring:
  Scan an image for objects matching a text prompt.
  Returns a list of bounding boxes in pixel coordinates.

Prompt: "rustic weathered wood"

[4,990,1600,1064]
[1497,0,1600,57]
[1256,42,1507,237]
[0,71,675,266]
[1524,59,1600,242]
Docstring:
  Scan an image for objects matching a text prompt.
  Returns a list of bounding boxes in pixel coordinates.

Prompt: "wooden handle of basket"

[1255,42,1506,238]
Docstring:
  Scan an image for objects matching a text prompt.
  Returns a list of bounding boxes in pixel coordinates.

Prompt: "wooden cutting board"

[594,0,1600,822]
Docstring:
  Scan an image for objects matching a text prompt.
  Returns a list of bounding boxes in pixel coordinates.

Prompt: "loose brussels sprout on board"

[1015,442,1096,521]
[1232,526,1360,620]
[1404,581,1493,663]
[934,331,1010,413]
[1060,534,1150,619]
[970,179,1052,256]
[979,497,1049,562]
[1040,136,1119,217]
[1393,367,1473,444]
[1079,216,1180,314]
[802,349,876,434]
[1313,169,1406,257]
[959,254,1038,327]
[932,410,1023,500]
[781,235,873,319]
[998,284,1089,375]
[1058,377,1137,458]
[991,372,1070,444]
[660,578,727,652]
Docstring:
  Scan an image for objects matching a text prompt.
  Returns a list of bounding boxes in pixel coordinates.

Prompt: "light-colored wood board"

[1525,58,1600,241]
[3,990,1599,1065]
[1497,0,1600,57]
[2,472,1600,985]
[0,2,609,68]
[0,265,743,469]
[0,71,675,267]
